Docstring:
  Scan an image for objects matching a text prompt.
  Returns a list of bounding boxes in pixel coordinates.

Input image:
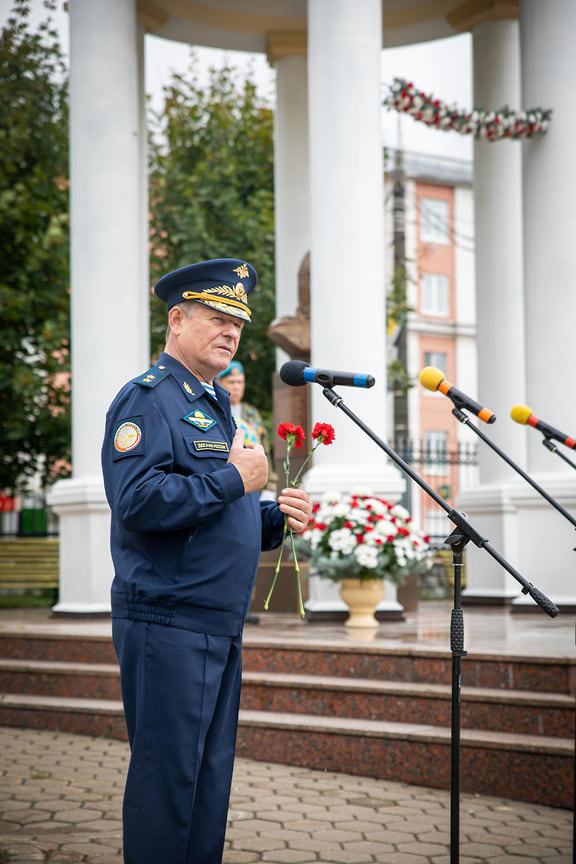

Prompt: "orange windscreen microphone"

[510,404,576,450]
[419,367,496,424]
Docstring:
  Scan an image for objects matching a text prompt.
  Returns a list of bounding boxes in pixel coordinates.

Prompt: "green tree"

[149,60,276,422]
[0,0,70,492]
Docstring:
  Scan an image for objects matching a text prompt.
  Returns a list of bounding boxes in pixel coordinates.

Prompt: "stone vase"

[338,578,385,628]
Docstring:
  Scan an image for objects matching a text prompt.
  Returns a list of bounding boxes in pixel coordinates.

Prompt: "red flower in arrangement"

[264,421,336,618]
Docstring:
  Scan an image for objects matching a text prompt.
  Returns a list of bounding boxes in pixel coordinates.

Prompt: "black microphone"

[510,404,576,450]
[280,361,375,389]
[419,367,496,424]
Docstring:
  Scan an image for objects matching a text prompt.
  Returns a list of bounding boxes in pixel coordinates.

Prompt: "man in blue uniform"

[101,258,312,864]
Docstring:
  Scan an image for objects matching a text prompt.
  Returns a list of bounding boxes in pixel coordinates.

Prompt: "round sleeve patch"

[114,421,142,453]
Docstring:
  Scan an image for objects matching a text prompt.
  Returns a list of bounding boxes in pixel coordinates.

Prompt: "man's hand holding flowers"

[277,487,313,533]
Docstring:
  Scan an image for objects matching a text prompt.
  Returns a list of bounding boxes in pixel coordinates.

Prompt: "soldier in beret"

[101,258,312,864]
[217,360,277,495]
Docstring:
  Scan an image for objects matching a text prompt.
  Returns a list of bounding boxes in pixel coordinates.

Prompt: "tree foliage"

[149,60,276,422]
[0,0,70,492]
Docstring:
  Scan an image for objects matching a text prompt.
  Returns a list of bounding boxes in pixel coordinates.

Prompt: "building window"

[422,351,448,395]
[424,430,449,476]
[421,273,450,317]
[420,197,450,245]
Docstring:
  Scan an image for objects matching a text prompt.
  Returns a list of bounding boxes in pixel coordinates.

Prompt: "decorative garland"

[384,78,552,141]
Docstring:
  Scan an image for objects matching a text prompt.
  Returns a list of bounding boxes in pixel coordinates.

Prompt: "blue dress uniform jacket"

[101,351,285,864]
[102,351,284,635]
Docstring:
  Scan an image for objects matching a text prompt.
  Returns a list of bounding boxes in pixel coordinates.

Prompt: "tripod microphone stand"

[317,384,559,864]
[449,406,576,863]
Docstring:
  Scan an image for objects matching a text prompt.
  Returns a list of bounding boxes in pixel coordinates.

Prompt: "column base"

[511,596,576,614]
[461,592,518,607]
[47,476,113,615]
[457,483,522,604]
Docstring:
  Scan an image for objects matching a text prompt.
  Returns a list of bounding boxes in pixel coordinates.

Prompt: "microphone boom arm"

[321,386,559,618]
[451,406,576,530]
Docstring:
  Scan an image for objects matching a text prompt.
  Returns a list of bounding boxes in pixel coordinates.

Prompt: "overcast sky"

[2,0,473,162]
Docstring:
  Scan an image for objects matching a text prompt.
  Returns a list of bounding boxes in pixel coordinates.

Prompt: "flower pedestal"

[338,578,385,628]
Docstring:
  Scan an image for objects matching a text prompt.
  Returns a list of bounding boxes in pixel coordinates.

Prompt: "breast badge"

[183,410,217,431]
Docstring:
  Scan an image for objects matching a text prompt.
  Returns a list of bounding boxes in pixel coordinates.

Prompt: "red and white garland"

[384,78,552,141]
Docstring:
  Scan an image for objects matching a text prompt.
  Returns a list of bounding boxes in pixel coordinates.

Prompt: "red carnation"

[278,422,306,449]
[312,422,336,446]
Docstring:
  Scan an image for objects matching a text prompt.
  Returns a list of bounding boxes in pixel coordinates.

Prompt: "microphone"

[280,360,375,389]
[510,404,576,450]
[419,367,496,424]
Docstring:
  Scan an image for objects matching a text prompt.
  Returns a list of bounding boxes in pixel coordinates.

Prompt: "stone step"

[236,709,574,810]
[241,638,576,694]
[0,693,571,807]
[0,659,121,701]
[2,631,574,694]
[1,659,573,739]
[0,632,117,665]
[241,671,575,738]
[0,692,127,741]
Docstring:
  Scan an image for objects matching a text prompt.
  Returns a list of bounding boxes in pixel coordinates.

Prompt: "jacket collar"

[157,352,231,410]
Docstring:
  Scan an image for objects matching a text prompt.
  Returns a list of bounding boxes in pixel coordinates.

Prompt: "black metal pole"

[450,407,576,529]
[317,385,559,864]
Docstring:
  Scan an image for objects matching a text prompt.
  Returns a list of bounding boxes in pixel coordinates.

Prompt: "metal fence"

[391,438,479,542]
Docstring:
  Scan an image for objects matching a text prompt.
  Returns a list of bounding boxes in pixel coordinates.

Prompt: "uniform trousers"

[113,618,243,864]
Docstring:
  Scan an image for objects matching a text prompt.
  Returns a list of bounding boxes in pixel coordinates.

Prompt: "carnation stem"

[264,516,288,610]
[292,440,321,488]
[289,527,305,617]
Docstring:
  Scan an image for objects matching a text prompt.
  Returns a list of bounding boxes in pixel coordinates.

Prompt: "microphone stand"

[541,436,576,472]
[318,384,559,864]
[450,407,576,530]
[449,406,576,863]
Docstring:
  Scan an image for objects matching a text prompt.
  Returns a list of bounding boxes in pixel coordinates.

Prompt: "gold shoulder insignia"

[135,366,170,388]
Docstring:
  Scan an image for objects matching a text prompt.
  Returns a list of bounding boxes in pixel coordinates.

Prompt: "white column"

[458,19,526,603]
[273,51,309,341]
[48,0,149,613]
[305,0,404,616]
[509,0,576,609]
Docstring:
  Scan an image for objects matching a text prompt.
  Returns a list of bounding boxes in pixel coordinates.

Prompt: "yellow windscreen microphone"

[510,404,533,425]
[510,404,576,449]
[419,367,496,424]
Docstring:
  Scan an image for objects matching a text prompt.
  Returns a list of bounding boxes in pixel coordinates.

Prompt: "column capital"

[447,0,518,32]
[137,0,169,33]
[266,30,307,66]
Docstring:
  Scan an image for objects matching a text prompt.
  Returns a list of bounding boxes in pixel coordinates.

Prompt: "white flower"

[328,528,356,555]
[391,504,410,521]
[354,544,379,569]
[320,491,342,505]
[309,530,323,550]
[374,519,397,537]
[331,503,350,518]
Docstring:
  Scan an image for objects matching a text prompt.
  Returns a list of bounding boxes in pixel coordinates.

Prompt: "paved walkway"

[0,726,571,864]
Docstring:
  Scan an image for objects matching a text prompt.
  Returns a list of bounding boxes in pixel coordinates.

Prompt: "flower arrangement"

[264,421,336,617]
[296,492,432,584]
[384,77,552,141]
